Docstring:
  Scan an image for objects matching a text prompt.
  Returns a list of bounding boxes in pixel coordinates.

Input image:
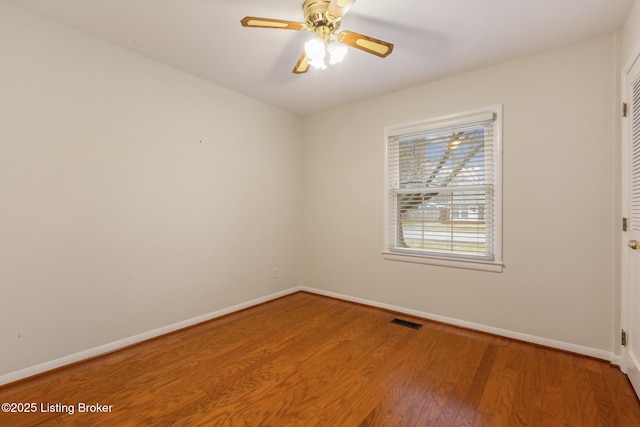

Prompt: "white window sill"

[382,251,504,273]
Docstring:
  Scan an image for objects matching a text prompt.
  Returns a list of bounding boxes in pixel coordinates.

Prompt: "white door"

[622,52,640,399]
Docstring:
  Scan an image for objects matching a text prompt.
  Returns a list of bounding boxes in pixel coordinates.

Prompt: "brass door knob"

[629,240,640,250]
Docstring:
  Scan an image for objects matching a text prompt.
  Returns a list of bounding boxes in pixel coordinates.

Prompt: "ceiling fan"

[240,0,394,74]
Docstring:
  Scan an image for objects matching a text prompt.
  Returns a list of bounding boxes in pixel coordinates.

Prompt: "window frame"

[382,105,503,272]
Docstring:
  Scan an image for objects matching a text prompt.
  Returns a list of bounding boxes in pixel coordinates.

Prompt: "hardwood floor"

[0,291,639,426]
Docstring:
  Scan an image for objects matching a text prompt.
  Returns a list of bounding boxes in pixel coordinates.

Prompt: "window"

[383,106,503,272]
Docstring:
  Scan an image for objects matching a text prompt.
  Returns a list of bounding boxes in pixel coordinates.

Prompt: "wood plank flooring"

[0,291,639,426]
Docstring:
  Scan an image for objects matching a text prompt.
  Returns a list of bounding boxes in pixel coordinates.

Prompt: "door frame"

[621,45,640,398]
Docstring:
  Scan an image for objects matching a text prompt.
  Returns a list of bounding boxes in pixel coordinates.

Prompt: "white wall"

[0,2,301,376]
[623,0,640,62]
[302,35,617,352]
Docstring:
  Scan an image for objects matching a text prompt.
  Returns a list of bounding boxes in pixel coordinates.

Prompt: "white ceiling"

[6,0,635,116]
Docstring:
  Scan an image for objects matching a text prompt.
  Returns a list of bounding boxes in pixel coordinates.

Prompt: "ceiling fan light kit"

[304,35,348,70]
[240,0,394,74]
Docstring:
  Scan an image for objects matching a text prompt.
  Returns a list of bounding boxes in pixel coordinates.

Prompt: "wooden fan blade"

[327,0,356,20]
[240,16,305,31]
[338,30,394,58]
[293,52,311,74]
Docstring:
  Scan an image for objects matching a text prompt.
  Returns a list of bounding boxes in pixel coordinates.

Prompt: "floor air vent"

[390,318,423,329]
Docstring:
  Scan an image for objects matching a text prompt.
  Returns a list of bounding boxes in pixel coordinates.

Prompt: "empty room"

[2,0,640,425]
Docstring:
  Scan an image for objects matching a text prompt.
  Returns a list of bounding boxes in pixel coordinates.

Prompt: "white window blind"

[384,106,502,271]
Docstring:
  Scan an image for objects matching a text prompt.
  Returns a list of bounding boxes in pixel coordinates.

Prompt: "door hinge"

[623,102,629,117]
[622,329,627,347]
[623,217,628,232]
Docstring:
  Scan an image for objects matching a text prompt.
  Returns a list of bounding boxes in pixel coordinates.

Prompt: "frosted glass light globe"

[327,41,348,65]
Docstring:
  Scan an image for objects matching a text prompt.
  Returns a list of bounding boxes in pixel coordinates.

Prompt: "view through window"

[384,106,503,271]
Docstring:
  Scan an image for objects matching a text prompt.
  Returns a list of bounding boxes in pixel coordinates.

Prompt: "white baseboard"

[0,286,303,386]
[1,284,615,386]
[611,354,622,367]
[299,286,615,362]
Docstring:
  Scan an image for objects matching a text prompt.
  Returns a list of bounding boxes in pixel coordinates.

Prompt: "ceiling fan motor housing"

[303,0,340,38]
